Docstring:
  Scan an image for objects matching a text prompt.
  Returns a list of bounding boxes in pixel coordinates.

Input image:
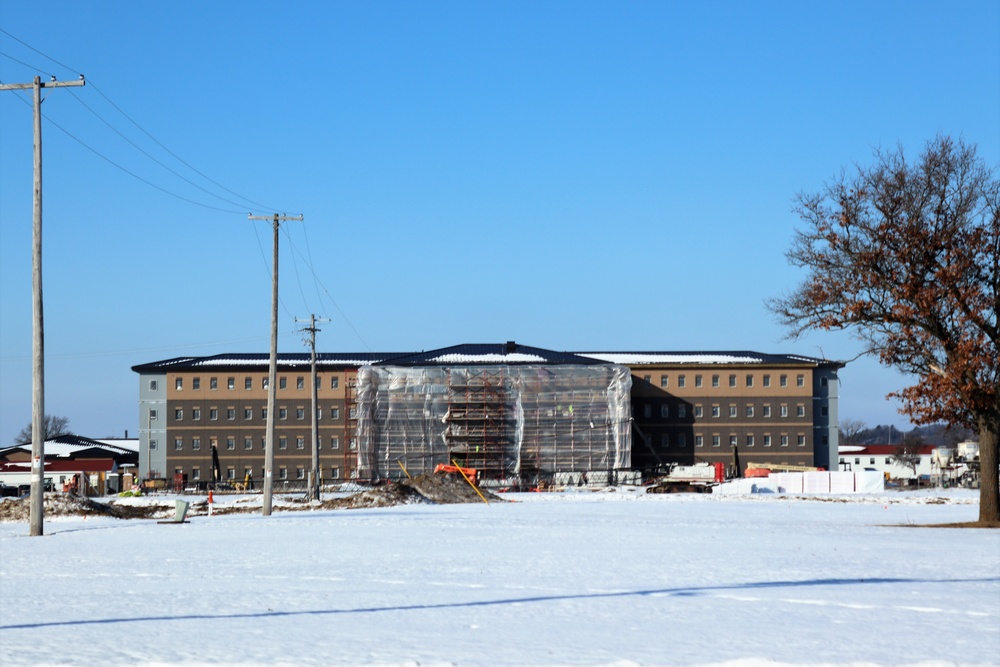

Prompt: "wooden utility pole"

[0,75,85,536]
[247,213,302,516]
[296,314,330,501]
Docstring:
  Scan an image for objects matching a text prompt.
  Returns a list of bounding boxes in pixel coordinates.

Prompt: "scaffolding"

[354,364,632,484]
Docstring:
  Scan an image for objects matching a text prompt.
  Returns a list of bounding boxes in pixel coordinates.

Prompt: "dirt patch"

[0,472,502,522]
[0,494,167,522]
[318,472,502,510]
[890,520,1000,529]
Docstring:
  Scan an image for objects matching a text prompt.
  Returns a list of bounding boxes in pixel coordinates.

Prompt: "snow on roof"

[429,353,549,364]
[582,353,764,365]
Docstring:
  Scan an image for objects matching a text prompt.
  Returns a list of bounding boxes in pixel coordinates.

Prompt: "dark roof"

[575,351,843,367]
[0,434,138,462]
[132,352,408,373]
[132,346,844,372]
[376,342,604,366]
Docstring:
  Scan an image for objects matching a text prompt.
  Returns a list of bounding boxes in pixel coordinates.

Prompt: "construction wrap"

[354,365,632,483]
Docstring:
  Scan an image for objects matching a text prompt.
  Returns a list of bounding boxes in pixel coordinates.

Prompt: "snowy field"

[1,488,998,667]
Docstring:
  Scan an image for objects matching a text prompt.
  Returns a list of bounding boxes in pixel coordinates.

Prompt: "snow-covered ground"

[1,487,997,667]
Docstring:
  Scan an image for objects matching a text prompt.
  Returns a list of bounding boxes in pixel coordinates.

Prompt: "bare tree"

[14,415,70,444]
[769,136,999,524]
[839,419,868,445]
[891,432,924,481]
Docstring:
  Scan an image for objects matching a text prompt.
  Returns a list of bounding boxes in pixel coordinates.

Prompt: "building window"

[661,433,670,448]
[643,374,651,384]
[746,405,754,418]
[349,407,358,419]
[780,405,788,418]
[780,374,788,388]
[279,437,287,450]
[763,435,772,447]
[780,435,789,447]
[643,404,652,419]
[694,405,703,418]
[261,437,266,449]
[678,375,686,388]
[245,377,253,390]
[279,377,287,390]
[210,408,218,421]
[228,377,235,390]
[712,435,721,447]
[746,374,753,387]
[192,378,200,390]
[316,408,323,421]
[331,407,340,420]
[210,377,218,390]
[192,468,200,480]
[296,408,305,420]
[226,437,235,450]
[711,405,720,418]
[729,374,737,388]
[149,380,158,391]
[192,408,201,421]
[261,408,267,420]
[329,467,340,480]
[885,457,892,464]
[330,435,340,450]
[695,435,704,448]
[174,438,183,451]
[797,405,806,418]
[150,439,158,450]
[174,409,183,421]
[729,435,738,447]
[297,377,305,390]
[763,375,771,388]
[660,375,669,388]
[797,374,805,387]
[678,433,686,447]
[296,437,305,449]
[175,378,183,391]
[695,375,703,388]
[349,437,357,451]
[278,467,287,480]
[763,405,771,418]
[711,374,720,388]
[821,406,829,417]
[331,376,339,390]
[279,408,287,420]
[296,467,305,479]
[262,377,269,390]
[729,405,737,418]
[227,467,236,480]
[244,437,253,450]
[821,377,829,387]
[192,437,201,450]
[746,435,755,447]
[149,409,158,421]
[678,404,686,418]
[244,408,253,420]
[227,408,236,420]
[798,435,807,447]
[660,404,669,419]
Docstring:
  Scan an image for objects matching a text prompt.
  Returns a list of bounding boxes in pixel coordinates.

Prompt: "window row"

[656,433,808,448]
[172,406,356,421]
[166,375,342,392]
[172,435,359,452]
[641,402,809,419]
[175,466,342,481]
[650,372,808,390]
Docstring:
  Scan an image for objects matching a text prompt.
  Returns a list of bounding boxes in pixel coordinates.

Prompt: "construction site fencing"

[354,364,632,484]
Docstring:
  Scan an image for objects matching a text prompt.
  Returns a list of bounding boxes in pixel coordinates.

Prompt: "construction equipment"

[746,462,825,473]
[646,462,725,493]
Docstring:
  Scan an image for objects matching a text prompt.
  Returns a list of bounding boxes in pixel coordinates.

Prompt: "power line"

[1,28,286,214]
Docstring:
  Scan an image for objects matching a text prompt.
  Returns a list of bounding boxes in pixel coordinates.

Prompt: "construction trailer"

[354,363,633,486]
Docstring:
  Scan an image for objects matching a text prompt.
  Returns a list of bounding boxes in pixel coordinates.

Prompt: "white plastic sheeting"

[354,365,632,482]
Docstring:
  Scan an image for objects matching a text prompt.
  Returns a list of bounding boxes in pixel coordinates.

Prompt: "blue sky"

[1,1,998,445]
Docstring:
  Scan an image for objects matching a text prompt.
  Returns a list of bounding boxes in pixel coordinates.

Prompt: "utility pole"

[247,213,302,516]
[296,314,330,501]
[1,75,85,536]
